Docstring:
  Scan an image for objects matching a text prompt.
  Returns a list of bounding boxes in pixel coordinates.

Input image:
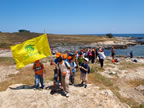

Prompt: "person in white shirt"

[98,49,106,68]
[57,56,72,97]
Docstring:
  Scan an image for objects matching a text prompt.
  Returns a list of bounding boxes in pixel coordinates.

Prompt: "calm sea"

[98,34,144,57]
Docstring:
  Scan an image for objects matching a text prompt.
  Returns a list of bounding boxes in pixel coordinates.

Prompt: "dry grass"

[0,62,55,91]
[119,61,144,70]
[84,64,113,87]
[127,79,144,87]
[111,87,139,108]
[86,60,143,108]
[0,32,117,48]
[0,57,15,66]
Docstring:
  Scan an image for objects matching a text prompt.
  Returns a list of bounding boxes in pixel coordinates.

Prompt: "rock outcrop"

[0,83,130,108]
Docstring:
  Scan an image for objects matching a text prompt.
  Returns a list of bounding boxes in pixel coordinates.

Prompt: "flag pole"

[44,29,46,34]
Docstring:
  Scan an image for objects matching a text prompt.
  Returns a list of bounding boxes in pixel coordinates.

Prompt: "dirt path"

[0,50,12,57]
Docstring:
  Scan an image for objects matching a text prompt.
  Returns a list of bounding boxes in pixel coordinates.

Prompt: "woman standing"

[98,49,106,68]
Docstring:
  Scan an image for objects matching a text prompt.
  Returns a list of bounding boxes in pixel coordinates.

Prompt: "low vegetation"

[0,57,15,66]
[0,32,116,48]
[106,33,113,38]
[119,61,144,70]
[0,56,144,107]
[127,79,144,87]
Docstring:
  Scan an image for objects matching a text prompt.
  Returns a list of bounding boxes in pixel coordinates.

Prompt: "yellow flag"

[10,34,52,69]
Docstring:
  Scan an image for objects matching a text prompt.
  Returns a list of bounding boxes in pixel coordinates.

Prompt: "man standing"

[33,60,46,89]
[111,46,115,59]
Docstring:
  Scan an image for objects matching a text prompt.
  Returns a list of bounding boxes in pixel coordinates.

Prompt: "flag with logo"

[10,34,52,69]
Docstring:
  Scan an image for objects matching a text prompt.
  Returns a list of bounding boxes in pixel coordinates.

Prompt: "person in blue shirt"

[50,52,62,94]
[63,54,68,62]
[79,58,89,88]
[69,55,78,86]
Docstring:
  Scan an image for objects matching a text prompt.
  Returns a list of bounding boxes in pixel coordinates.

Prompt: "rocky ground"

[86,37,137,48]
[102,57,144,105]
[0,83,130,108]
[0,47,144,108]
[0,37,144,108]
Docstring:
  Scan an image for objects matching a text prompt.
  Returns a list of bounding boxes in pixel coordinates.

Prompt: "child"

[79,58,89,88]
[33,60,46,89]
[57,56,72,97]
[78,52,83,65]
[50,52,62,94]
[69,56,78,85]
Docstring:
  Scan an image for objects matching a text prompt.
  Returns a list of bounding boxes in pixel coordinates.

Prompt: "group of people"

[32,47,108,97]
[76,48,106,68]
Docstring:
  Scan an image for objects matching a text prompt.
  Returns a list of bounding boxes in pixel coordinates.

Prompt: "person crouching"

[57,56,72,97]
[33,60,46,89]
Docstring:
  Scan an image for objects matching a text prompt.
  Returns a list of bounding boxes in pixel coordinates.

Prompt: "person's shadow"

[74,84,83,87]
[45,84,66,96]
[9,85,34,90]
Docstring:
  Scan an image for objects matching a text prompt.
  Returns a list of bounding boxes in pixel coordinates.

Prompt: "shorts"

[54,69,61,82]
[80,72,88,81]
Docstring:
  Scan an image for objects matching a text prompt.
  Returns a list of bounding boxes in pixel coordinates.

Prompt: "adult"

[111,46,115,59]
[130,51,133,58]
[98,49,106,68]
[88,49,92,62]
[91,49,96,64]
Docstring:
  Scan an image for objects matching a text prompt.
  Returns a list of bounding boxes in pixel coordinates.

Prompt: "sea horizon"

[85,34,144,38]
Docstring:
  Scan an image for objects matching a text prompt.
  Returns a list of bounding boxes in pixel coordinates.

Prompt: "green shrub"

[106,33,113,38]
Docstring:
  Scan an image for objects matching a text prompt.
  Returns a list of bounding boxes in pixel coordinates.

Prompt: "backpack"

[87,65,90,73]
[64,62,70,70]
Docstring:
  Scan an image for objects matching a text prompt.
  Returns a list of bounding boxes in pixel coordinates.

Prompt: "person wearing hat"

[68,55,78,86]
[63,54,68,61]
[57,56,72,97]
[33,60,46,89]
[50,52,62,94]
[79,58,89,88]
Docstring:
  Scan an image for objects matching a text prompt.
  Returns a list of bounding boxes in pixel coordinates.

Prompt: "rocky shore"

[54,37,142,53]
[0,36,143,55]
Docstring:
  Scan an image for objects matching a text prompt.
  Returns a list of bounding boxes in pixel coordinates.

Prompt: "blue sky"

[0,0,144,34]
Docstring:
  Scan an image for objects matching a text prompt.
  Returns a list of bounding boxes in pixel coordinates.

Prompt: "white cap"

[84,58,89,62]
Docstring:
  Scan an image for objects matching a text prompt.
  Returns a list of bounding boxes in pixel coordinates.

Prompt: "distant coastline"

[83,34,144,38]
